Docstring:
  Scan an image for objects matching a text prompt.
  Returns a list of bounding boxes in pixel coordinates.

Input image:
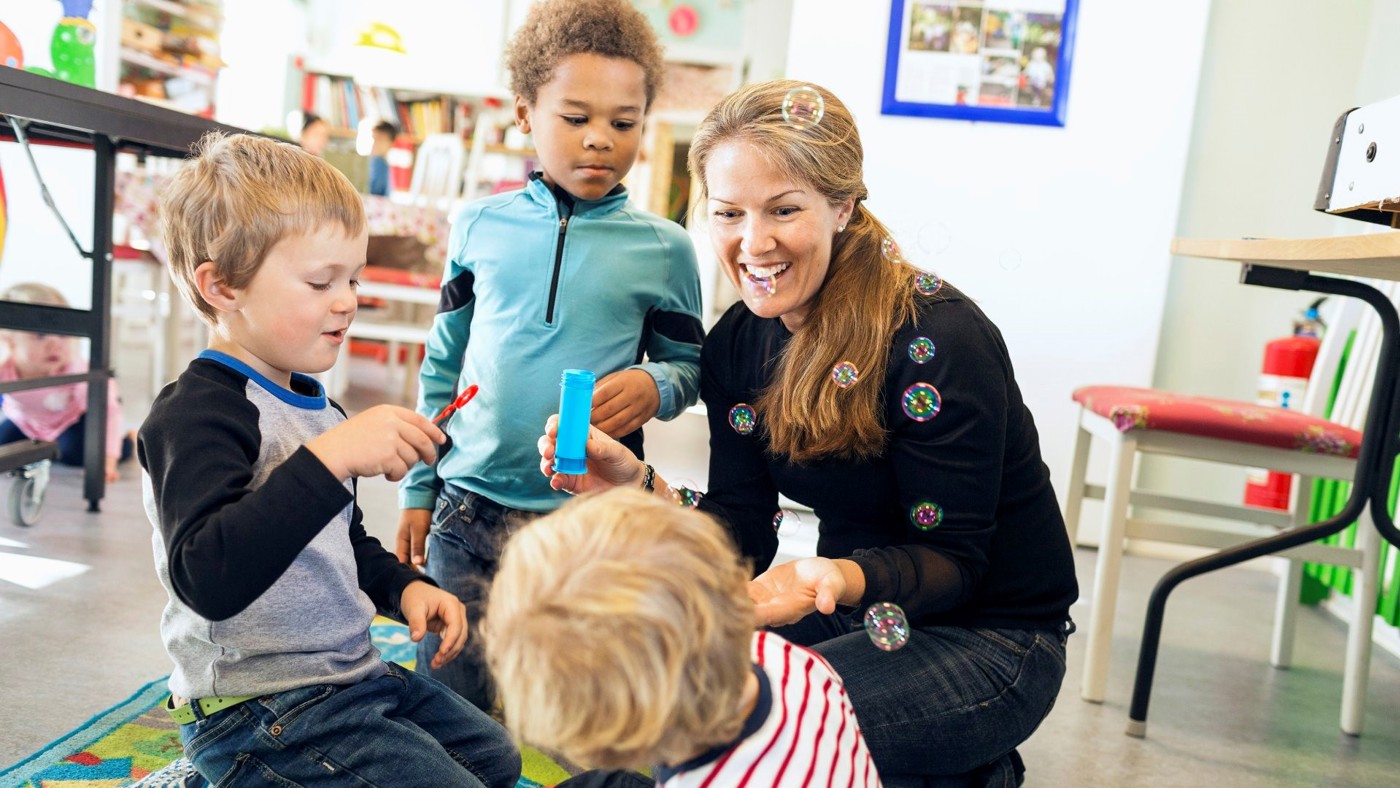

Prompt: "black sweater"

[697,290,1078,631]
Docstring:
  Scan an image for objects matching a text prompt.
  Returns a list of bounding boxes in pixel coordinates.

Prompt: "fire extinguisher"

[1245,298,1326,510]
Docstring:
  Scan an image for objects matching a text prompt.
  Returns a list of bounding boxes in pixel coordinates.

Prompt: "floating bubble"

[864,602,910,651]
[782,85,825,128]
[881,236,907,265]
[671,485,704,509]
[728,403,757,435]
[773,509,802,536]
[918,221,951,255]
[999,249,1023,271]
[831,361,860,388]
[902,383,941,422]
[915,272,943,296]
[907,337,935,364]
[910,501,944,530]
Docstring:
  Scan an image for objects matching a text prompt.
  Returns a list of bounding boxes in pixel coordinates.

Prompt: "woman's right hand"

[537,414,646,494]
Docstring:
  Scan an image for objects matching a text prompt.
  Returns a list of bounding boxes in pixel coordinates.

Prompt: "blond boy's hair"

[158,132,365,324]
[504,0,665,110]
[485,488,755,770]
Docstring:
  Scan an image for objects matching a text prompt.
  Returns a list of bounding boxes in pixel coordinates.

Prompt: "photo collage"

[901,1,1064,109]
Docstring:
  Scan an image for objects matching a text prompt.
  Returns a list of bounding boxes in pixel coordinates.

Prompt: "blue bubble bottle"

[554,369,595,474]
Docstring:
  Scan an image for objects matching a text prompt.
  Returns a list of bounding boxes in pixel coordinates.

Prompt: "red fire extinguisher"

[1244,299,1325,510]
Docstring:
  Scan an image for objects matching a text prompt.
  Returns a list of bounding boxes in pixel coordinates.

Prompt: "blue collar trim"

[198,350,326,409]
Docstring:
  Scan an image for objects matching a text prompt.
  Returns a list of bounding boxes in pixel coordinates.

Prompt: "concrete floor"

[3,357,1399,786]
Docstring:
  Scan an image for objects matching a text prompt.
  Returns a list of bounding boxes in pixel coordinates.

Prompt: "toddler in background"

[0,282,131,481]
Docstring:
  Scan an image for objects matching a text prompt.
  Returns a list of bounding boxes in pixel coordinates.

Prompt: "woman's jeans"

[774,613,1072,788]
[178,662,521,787]
[418,483,537,711]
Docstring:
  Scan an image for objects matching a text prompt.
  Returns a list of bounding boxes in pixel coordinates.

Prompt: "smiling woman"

[538,79,1079,787]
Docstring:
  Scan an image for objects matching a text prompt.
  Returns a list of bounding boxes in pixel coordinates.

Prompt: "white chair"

[1064,290,1385,735]
[405,133,466,210]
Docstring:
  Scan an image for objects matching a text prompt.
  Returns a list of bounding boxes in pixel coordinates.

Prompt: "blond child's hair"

[158,131,365,324]
[504,0,666,110]
[0,283,71,351]
[484,488,755,771]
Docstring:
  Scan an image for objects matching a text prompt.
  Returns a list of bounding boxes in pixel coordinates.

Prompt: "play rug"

[0,618,571,787]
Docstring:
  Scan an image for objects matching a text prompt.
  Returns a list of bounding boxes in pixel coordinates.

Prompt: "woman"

[538,80,1077,787]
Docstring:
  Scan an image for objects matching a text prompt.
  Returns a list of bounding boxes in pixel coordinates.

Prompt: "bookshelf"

[117,0,225,117]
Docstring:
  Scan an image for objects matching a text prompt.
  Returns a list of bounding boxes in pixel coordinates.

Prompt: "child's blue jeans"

[178,662,521,787]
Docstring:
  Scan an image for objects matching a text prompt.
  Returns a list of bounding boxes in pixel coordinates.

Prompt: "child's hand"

[306,405,444,482]
[104,457,120,483]
[537,414,645,494]
[396,508,432,569]
[591,368,660,438]
[400,580,468,670]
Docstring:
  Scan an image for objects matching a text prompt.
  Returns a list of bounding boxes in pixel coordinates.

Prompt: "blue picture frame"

[881,0,1079,127]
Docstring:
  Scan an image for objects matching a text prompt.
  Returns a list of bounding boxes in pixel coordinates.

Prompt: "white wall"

[215,0,308,134]
[1142,0,1386,503]
[785,0,1211,503]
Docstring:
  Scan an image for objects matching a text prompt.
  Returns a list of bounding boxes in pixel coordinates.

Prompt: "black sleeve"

[847,299,1009,620]
[139,375,353,621]
[695,318,780,574]
[347,486,437,621]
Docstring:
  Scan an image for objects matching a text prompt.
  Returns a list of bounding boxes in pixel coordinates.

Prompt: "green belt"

[166,694,258,725]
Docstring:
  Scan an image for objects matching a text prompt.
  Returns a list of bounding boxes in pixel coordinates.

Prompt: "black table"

[1128,232,1400,737]
[0,67,249,510]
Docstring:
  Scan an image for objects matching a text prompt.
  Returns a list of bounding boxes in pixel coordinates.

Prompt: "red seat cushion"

[1073,386,1361,459]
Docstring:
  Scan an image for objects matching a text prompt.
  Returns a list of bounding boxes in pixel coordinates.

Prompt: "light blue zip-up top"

[399,175,704,512]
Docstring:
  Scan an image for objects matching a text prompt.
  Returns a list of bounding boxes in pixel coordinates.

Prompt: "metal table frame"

[0,68,248,510]
[1129,234,1400,737]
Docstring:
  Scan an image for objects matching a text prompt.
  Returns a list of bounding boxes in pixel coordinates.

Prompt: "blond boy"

[486,489,881,786]
[142,131,519,787]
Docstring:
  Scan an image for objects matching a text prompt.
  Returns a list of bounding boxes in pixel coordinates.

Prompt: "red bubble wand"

[432,384,479,428]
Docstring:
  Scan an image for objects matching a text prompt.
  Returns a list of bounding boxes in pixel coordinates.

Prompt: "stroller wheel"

[9,473,45,527]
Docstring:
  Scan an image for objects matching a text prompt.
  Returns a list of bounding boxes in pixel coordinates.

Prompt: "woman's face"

[705,142,852,331]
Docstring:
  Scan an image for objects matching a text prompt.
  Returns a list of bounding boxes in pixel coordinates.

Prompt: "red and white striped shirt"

[655,631,881,788]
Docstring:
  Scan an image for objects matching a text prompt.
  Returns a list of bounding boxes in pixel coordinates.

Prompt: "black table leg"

[1125,268,1400,737]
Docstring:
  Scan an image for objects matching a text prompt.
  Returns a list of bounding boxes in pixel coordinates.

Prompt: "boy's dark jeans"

[417,484,537,711]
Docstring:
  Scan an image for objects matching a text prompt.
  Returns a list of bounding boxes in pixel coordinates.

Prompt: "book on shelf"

[301,72,475,141]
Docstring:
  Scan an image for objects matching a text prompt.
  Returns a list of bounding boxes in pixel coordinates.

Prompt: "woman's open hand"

[748,557,853,627]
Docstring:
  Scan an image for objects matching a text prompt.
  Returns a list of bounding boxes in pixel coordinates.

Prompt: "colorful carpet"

[0,618,571,787]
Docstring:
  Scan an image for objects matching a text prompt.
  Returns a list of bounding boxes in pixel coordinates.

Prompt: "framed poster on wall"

[881,0,1079,127]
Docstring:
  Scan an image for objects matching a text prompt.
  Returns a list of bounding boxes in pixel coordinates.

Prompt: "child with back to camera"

[141,131,520,787]
[485,488,882,787]
[396,0,704,711]
[0,282,132,481]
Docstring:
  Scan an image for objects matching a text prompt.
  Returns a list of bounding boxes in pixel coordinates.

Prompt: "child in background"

[485,489,882,787]
[142,131,519,788]
[368,119,397,196]
[396,0,704,711]
[299,111,330,156]
[0,282,131,481]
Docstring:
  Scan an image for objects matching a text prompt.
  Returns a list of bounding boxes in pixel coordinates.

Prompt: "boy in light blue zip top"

[396,0,704,711]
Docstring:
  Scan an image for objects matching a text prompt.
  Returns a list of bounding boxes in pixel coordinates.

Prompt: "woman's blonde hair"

[484,488,755,770]
[688,80,926,463]
[158,131,365,324]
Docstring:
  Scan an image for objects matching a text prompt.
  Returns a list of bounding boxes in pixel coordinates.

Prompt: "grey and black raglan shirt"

[140,350,425,699]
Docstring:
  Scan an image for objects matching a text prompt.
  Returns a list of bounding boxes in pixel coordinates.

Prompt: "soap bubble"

[902,383,942,422]
[915,272,943,296]
[864,602,910,651]
[728,403,757,435]
[910,501,944,530]
[907,337,935,364]
[782,85,825,128]
[881,236,908,265]
[773,509,802,536]
[831,361,860,388]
